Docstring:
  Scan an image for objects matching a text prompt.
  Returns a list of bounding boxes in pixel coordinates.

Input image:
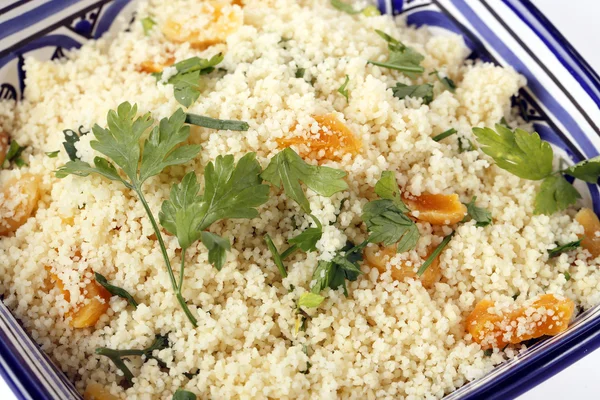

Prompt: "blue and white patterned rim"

[1,1,600,399]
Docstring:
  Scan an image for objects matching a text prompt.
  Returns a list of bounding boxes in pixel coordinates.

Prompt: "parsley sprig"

[154,55,224,107]
[368,30,425,74]
[473,124,599,214]
[96,334,169,384]
[56,103,203,324]
[392,82,433,105]
[261,148,347,276]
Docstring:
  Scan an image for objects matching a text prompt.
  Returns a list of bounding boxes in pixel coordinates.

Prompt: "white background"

[1,0,599,399]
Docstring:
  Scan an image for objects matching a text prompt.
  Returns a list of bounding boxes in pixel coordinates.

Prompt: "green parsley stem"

[432,128,457,142]
[265,234,287,278]
[280,244,299,260]
[135,188,197,327]
[178,247,187,292]
[367,60,424,73]
[417,232,454,276]
[185,113,249,131]
[346,240,368,256]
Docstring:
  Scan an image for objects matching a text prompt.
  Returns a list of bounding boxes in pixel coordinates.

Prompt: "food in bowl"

[1,0,599,399]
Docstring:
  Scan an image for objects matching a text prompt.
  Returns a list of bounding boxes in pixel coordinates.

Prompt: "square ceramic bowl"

[1,0,600,399]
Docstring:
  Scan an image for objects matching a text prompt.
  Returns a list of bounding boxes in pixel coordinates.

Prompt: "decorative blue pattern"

[1,1,600,399]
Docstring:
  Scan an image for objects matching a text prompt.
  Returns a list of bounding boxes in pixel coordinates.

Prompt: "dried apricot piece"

[466,294,574,349]
[45,267,111,328]
[138,57,175,74]
[364,244,442,288]
[404,193,466,225]
[84,383,119,400]
[162,2,243,49]
[278,114,362,162]
[70,279,111,328]
[575,208,600,258]
[0,174,40,236]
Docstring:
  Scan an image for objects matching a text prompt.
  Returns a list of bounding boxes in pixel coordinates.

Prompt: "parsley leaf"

[2,140,26,168]
[141,16,156,36]
[310,242,363,297]
[362,172,418,252]
[392,83,433,104]
[362,199,419,251]
[155,54,224,107]
[564,156,600,183]
[338,75,350,101]
[297,292,325,308]
[45,151,59,158]
[564,271,572,281]
[464,196,492,227]
[374,170,408,211]
[548,239,582,258]
[94,272,139,308]
[368,30,424,74]
[330,0,361,14]
[473,124,553,180]
[62,126,89,161]
[201,232,230,271]
[534,175,581,215]
[432,128,457,142]
[261,147,348,213]
[288,214,323,252]
[160,154,269,269]
[173,390,196,400]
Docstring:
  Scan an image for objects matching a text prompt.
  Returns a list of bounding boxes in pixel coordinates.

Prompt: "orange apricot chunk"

[45,268,111,328]
[364,244,442,288]
[162,2,243,49]
[138,57,175,74]
[0,174,40,236]
[404,193,466,225]
[0,131,8,166]
[83,383,119,400]
[575,208,600,258]
[277,114,362,162]
[466,294,574,349]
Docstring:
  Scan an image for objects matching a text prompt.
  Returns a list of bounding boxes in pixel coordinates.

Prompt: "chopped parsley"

[3,140,27,168]
[548,239,582,258]
[95,272,139,308]
[62,125,89,161]
[141,16,156,36]
[392,83,433,104]
[173,390,197,400]
[464,196,492,227]
[430,70,456,92]
[297,292,325,308]
[338,75,350,101]
[432,128,457,142]
[96,334,169,384]
[564,271,572,281]
[310,241,363,297]
[185,113,249,131]
[154,54,224,108]
[362,171,419,253]
[45,150,59,158]
[368,30,425,74]
[295,68,306,79]
[417,232,454,276]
